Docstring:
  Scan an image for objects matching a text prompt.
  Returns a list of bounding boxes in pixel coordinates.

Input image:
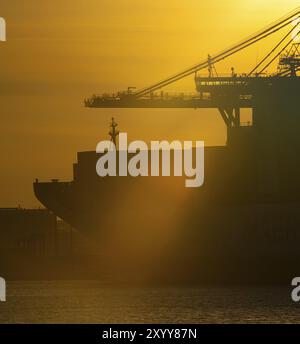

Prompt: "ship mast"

[109,117,119,147]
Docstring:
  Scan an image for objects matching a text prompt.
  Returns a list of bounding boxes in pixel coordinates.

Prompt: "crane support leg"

[218,107,240,127]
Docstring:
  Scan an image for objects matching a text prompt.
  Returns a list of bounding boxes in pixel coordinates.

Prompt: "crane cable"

[248,22,299,76]
[257,36,296,75]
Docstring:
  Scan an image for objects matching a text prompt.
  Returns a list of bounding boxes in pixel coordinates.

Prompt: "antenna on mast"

[109,117,119,146]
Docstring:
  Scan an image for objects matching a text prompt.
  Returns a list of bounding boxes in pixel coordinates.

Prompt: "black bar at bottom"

[0,324,300,342]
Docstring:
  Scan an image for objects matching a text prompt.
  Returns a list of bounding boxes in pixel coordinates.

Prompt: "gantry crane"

[84,7,300,129]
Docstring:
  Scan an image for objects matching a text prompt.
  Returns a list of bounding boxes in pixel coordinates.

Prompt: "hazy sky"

[0,0,299,207]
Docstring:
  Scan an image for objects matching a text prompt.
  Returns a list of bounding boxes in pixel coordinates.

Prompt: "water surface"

[0,281,299,323]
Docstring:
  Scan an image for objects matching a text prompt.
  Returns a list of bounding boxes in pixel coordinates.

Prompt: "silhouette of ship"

[33,12,300,283]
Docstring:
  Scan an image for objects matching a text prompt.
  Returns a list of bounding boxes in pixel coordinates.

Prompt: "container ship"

[33,11,300,284]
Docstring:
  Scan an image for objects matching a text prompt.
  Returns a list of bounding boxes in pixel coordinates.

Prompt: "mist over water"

[0,281,299,323]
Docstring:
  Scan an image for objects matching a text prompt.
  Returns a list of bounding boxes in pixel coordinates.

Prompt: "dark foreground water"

[0,281,299,323]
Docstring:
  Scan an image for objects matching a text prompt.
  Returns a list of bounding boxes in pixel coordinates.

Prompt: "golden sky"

[0,0,299,206]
